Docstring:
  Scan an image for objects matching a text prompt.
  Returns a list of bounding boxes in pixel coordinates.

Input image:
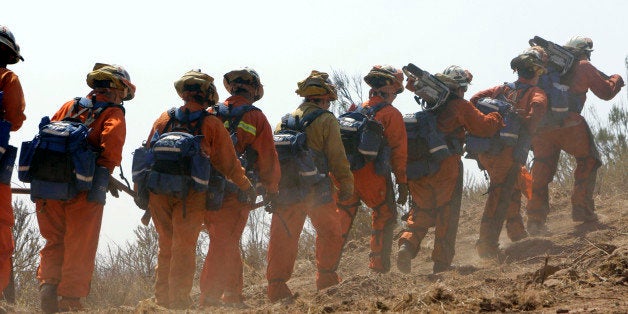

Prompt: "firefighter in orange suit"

[472,47,549,258]
[199,68,280,307]
[397,65,505,273]
[0,25,26,298]
[337,65,407,273]
[147,71,255,309]
[266,70,353,302]
[526,36,624,235]
[36,64,135,312]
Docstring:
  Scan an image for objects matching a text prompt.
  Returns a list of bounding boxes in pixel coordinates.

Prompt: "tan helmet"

[510,46,548,72]
[364,65,404,94]
[86,63,136,101]
[174,70,219,105]
[0,25,24,64]
[436,65,473,90]
[295,70,338,101]
[223,67,264,101]
[564,36,594,54]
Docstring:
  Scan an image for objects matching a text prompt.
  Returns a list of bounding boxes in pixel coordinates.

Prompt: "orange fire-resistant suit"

[0,68,26,292]
[200,95,280,305]
[148,101,251,309]
[399,97,504,268]
[337,95,407,272]
[36,94,125,298]
[527,59,624,225]
[471,78,547,256]
[266,102,353,302]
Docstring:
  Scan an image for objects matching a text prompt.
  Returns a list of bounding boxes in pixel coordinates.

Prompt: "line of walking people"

[0,24,624,312]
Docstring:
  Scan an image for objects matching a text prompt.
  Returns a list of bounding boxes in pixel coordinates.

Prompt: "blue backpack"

[537,71,570,126]
[214,103,264,205]
[466,82,529,153]
[132,108,212,214]
[404,110,461,179]
[274,109,331,206]
[0,91,17,185]
[18,97,116,202]
[338,102,390,174]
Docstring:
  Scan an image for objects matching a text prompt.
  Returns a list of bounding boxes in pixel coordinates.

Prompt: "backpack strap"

[162,107,208,135]
[216,103,261,135]
[282,108,330,131]
[356,102,388,117]
[65,97,126,127]
[499,82,532,104]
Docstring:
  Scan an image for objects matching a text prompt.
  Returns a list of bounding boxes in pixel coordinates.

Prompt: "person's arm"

[203,116,251,190]
[247,111,281,193]
[458,99,505,137]
[0,71,26,131]
[381,107,407,183]
[582,62,624,100]
[96,108,126,172]
[321,113,354,196]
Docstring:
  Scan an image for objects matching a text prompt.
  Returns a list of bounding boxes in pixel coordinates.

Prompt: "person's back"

[526,36,624,235]
[0,25,25,308]
[266,70,352,302]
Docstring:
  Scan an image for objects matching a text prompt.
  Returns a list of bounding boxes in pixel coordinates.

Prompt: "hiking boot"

[396,243,415,274]
[39,284,58,314]
[267,282,293,303]
[527,220,550,236]
[506,220,529,242]
[572,211,598,223]
[432,262,455,274]
[58,297,83,312]
[475,240,499,259]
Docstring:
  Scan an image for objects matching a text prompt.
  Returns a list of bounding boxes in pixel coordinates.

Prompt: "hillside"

[126,190,626,313]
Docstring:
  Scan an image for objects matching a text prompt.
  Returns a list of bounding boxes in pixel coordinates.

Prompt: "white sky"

[3,0,627,249]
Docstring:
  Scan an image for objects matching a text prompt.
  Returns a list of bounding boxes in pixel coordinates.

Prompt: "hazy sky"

[3,0,627,249]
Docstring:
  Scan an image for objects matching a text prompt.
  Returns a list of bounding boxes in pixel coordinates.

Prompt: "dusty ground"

[5,191,627,313]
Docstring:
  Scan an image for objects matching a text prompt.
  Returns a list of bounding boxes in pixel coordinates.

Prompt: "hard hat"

[295,70,338,101]
[86,63,136,101]
[174,70,219,105]
[0,25,24,64]
[438,65,473,89]
[510,47,548,72]
[564,36,594,53]
[364,65,404,94]
[223,67,264,101]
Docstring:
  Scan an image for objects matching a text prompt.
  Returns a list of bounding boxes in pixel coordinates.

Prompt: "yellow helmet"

[174,70,219,105]
[86,63,136,101]
[295,70,338,101]
[364,65,404,94]
[223,67,264,101]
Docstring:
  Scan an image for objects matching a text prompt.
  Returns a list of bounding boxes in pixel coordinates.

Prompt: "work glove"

[107,181,120,198]
[263,192,279,213]
[241,183,257,205]
[396,183,409,205]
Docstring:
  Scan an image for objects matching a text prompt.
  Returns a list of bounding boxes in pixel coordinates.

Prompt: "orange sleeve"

[91,107,126,172]
[378,106,408,183]
[456,99,504,138]
[469,86,501,105]
[519,87,547,133]
[0,69,26,131]
[237,110,281,193]
[580,62,624,100]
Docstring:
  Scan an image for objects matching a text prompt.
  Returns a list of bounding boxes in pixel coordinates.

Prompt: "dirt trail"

[234,194,628,313]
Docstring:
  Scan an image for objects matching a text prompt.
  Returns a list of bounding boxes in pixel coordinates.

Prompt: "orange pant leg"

[529,117,600,223]
[400,157,461,264]
[150,191,205,309]
[477,148,520,255]
[200,193,250,304]
[528,135,560,224]
[36,193,103,298]
[307,201,343,290]
[266,202,307,301]
[0,183,13,291]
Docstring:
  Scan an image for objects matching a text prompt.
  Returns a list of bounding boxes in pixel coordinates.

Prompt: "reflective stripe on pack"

[428,145,448,154]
